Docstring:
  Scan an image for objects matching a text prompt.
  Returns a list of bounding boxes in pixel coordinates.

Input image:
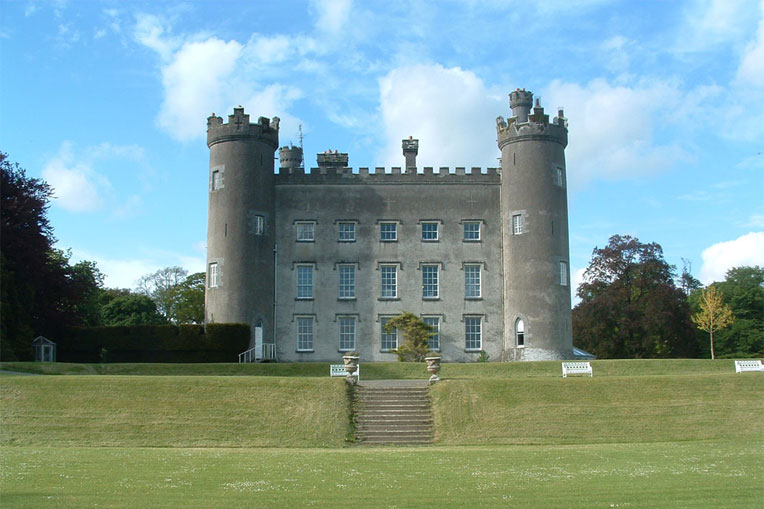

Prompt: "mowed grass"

[1,362,763,507]
[2,442,762,508]
[0,376,350,447]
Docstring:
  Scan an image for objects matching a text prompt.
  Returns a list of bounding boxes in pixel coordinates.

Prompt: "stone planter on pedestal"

[425,355,441,384]
[342,354,360,385]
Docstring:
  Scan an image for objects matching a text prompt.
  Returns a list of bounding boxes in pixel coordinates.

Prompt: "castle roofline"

[274,166,500,184]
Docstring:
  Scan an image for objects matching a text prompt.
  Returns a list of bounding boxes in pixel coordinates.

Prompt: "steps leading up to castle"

[353,386,433,445]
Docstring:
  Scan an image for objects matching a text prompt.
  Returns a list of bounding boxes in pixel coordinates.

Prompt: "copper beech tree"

[691,286,734,360]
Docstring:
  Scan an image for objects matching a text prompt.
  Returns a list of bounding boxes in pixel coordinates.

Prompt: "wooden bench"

[562,361,592,378]
[330,364,360,381]
[734,360,764,373]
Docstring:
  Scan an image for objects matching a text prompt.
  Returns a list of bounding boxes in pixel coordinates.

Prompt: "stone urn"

[342,354,360,384]
[425,355,441,384]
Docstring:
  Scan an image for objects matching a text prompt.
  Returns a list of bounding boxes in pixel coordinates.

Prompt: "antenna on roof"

[298,124,304,168]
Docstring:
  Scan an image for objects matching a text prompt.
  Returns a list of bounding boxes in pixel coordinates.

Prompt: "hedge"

[55,323,250,363]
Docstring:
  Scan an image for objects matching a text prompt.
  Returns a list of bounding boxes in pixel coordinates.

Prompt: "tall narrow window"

[254,215,265,235]
[560,261,568,286]
[211,169,223,190]
[296,265,313,299]
[208,262,219,288]
[465,316,482,351]
[464,264,481,298]
[421,222,438,241]
[381,317,397,351]
[339,317,356,351]
[296,222,315,241]
[338,222,355,242]
[381,265,397,298]
[553,166,564,187]
[515,318,525,347]
[422,265,439,299]
[463,221,480,241]
[380,222,397,241]
[339,265,355,299]
[512,214,523,235]
[297,317,314,351]
[423,316,440,351]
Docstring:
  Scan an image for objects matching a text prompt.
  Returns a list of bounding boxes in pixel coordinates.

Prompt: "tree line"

[2,153,761,361]
[573,234,762,359]
[1,153,204,360]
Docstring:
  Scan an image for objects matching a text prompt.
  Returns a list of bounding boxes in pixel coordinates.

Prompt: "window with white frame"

[211,169,223,190]
[296,265,313,299]
[560,261,568,286]
[338,222,355,242]
[380,222,397,241]
[422,264,439,298]
[553,166,564,187]
[296,222,315,242]
[515,317,525,347]
[380,317,397,351]
[339,317,356,351]
[208,262,219,288]
[512,214,523,235]
[380,265,397,298]
[339,265,355,299]
[421,222,438,241]
[254,215,265,235]
[464,264,481,298]
[423,316,440,351]
[463,221,480,241]
[465,316,482,351]
[297,317,314,351]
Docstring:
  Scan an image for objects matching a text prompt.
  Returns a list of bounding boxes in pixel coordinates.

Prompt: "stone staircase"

[353,386,433,445]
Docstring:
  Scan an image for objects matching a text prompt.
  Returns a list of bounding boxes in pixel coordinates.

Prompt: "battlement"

[497,95,567,149]
[274,166,500,185]
[207,107,280,149]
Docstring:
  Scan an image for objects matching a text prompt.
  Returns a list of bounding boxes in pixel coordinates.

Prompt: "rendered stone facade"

[205,90,573,362]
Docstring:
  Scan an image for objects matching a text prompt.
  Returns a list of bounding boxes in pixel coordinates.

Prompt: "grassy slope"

[431,373,764,445]
[0,376,350,448]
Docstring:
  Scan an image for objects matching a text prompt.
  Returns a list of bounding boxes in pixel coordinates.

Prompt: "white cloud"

[570,266,587,306]
[699,232,764,283]
[744,214,764,228]
[675,0,758,53]
[310,0,353,35]
[377,64,503,169]
[543,79,691,188]
[157,38,243,141]
[133,13,180,61]
[42,143,109,212]
[736,10,764,87]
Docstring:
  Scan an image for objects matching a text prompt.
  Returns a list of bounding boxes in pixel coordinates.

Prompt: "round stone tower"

[279,145,303,170]
[497,89,573,360]
[206,108,279,347]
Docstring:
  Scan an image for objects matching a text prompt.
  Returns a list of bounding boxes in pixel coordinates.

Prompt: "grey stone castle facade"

[205,89,573,362]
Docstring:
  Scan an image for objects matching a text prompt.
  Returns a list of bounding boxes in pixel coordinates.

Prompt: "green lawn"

[2,442,761,508]
[1,361,763,507]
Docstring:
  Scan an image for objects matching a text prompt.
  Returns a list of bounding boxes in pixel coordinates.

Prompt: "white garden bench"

[734,360,764,373]
[562,361,592,378]
[330,364,360,381]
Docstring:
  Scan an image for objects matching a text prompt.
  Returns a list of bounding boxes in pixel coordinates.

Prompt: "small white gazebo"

[32,336,56,362]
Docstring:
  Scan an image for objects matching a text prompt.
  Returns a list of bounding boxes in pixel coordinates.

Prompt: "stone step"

[353,385,434,446]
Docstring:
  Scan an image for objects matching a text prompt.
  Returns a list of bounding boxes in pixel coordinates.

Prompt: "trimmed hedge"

[55,323,250,363]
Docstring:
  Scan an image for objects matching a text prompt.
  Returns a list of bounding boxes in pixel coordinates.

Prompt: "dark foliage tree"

[167,272,205,324]
[690,266,763,357]
[1,153,104,359]
[101,293,168,326]
[572,235,698,359]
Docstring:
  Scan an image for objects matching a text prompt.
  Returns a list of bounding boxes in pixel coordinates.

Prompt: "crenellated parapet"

[274,166,500,185]
[497,93,567,149]
[207,106,280,149]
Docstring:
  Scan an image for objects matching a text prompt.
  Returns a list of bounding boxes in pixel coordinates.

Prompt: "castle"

[204,89,573,362]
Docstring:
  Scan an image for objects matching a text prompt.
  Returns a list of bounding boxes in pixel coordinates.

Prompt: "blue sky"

[2,0,763,295]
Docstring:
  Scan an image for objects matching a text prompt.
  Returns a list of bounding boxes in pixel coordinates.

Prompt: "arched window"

[515,318,525,347]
